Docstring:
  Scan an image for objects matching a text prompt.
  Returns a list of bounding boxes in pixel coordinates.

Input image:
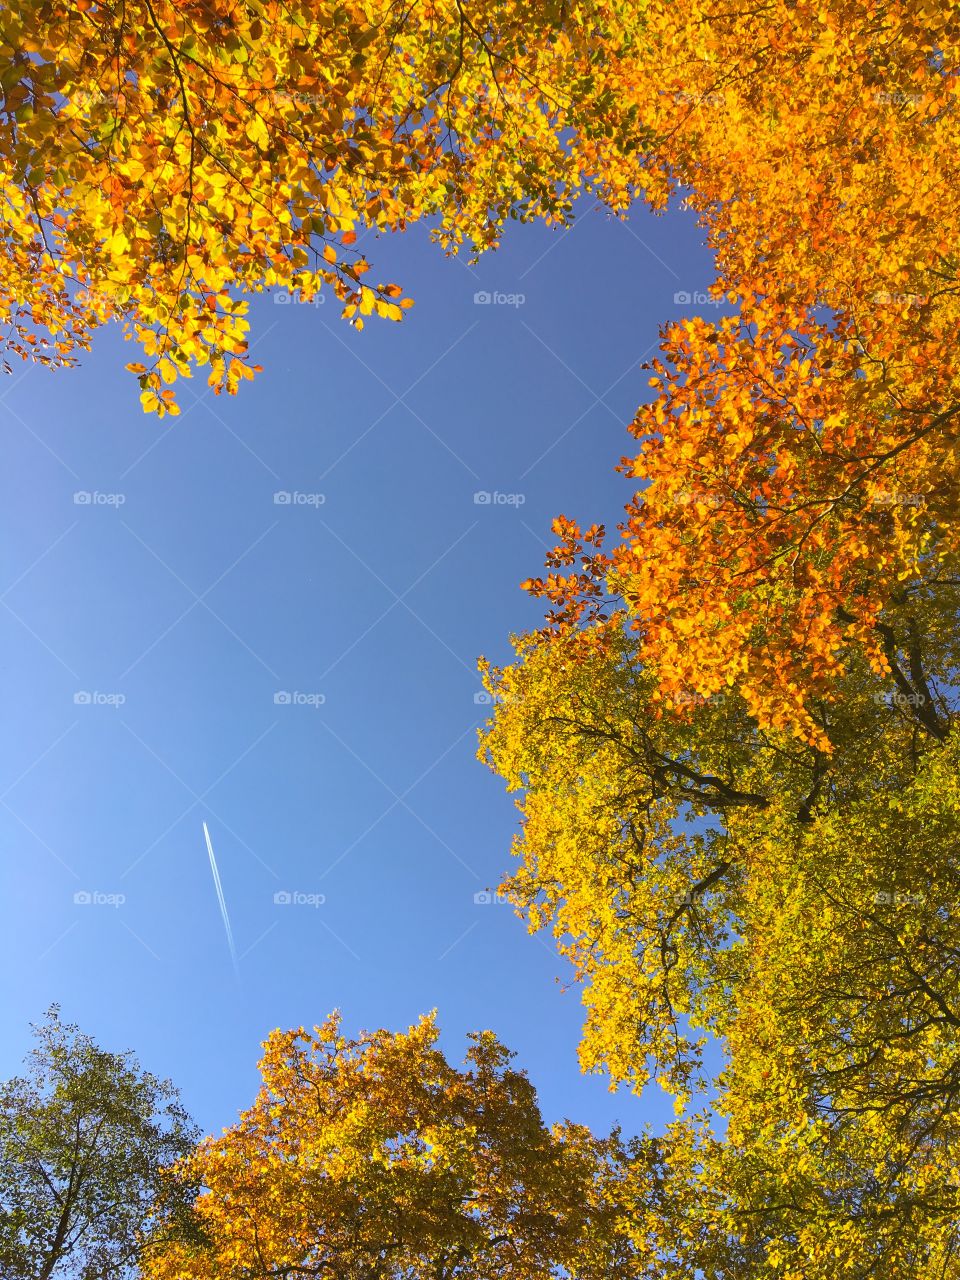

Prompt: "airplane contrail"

[203,822,239,975]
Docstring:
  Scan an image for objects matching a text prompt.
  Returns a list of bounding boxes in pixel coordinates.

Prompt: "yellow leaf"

[245,116,269,149]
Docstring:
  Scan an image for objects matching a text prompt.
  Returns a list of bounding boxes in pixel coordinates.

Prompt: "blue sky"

[1,198,722,1141]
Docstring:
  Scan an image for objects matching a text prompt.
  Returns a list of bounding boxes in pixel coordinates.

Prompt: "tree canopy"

[4,0,960,1272]
[6,0,958,726]
[478,582,960,1271]
[0,1007,198,1280]
[0,0,644,411]
[140,1013,643,1280]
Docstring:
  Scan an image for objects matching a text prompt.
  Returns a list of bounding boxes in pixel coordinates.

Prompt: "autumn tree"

[0,0,646,413]
[516,0,960,732]
[7,0,958,729]
[7,0,960,1262]
[137,1001,960,1279]
[616,1109,960,1278]
[477,568,960,1268]
[479,0,960,1217]
[0,1007,199,1280]
[472,4,960,1252]
[141,1011,643,1280]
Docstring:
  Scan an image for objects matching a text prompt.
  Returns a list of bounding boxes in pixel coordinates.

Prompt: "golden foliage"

[142,1013,642,1279]
[0,0,645,412]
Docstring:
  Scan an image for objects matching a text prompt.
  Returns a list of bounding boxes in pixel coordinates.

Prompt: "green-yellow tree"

[478,572,960,1272]
[0,1008,199,1280]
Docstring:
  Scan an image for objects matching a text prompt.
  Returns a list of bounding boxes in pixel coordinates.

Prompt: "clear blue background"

[0,199,723,1140]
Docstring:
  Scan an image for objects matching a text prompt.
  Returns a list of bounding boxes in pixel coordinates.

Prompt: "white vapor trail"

[203,822,239,974]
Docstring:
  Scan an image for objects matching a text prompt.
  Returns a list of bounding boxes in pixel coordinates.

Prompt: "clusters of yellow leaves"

[142,1012,645,1280]
[474,20,960,1260]
[0,0,647,413]
[478,575,960,1271]
[5,0,959,731]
